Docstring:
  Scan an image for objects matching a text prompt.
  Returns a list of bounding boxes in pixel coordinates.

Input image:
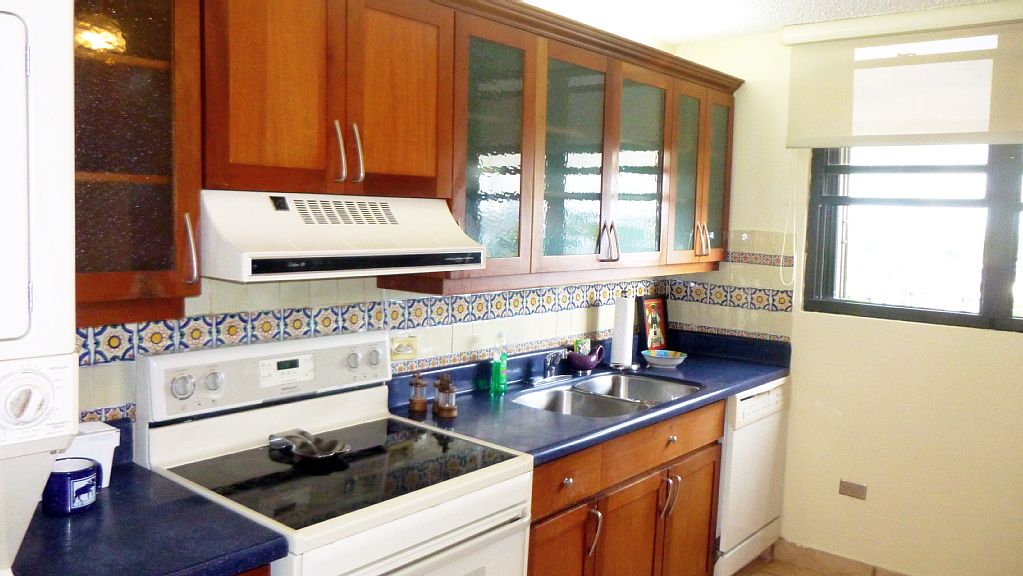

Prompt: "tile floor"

[737,558,838,576]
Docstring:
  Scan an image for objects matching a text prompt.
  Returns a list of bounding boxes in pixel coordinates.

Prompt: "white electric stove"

[134,332,533,576]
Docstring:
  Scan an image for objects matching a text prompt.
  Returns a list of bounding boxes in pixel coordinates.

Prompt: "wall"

[677,31,1023,576]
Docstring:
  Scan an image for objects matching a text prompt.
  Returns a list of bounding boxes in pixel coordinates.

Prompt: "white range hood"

[201,189,485,282]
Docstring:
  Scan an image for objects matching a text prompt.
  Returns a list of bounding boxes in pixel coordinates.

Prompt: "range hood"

[201,189,485,282]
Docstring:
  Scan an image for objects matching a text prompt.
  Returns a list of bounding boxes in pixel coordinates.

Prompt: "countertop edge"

[528,366,789,465]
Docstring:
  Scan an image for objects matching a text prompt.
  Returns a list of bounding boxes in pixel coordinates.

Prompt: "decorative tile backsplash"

[78,279,664,367]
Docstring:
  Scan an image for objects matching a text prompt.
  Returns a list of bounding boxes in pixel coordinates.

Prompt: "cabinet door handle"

[587,508,604,558]
[184,212,199,285]
[607,221,621,262]
[702,222,712,256]
[667,473,683,516]
[659,476,676,518]
[562,477,574,488]
[597,222,611,261]
[333,119,348,183]
[693,221,704,256]
[351,123,365,183]
[668,434,678,444]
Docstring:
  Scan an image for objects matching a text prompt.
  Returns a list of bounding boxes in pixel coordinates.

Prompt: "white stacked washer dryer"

[0,2,78,575]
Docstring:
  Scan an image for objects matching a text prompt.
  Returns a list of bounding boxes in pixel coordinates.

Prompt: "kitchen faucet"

[544,349,568,378]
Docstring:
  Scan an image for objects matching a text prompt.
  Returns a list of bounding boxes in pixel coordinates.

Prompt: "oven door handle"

[375,511,530,576]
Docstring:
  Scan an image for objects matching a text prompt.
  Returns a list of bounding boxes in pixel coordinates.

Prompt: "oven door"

[387,515,528,576]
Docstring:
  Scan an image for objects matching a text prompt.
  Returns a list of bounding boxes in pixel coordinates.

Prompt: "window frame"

[804,144,1023,333]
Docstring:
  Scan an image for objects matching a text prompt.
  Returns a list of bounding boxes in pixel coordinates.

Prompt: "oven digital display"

[259,354,314,387]
[276,359,300,371]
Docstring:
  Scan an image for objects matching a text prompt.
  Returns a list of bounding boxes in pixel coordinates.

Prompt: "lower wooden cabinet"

[528,402,724,576]
[596,469,665,576]
[662,445,722,576]
[530,502,598,576]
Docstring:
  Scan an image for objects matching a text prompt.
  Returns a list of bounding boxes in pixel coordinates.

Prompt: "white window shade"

[787,22,1023,148]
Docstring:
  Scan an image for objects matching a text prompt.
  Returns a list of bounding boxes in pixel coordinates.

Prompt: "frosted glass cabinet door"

[615,75,667,256]
[673,92,701,253]
[454,14,536,277]
[464,38,525,260]
[542,56,605,258]
[705,90,734,256]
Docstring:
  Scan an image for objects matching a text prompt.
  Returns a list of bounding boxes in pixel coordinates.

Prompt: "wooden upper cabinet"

[345,0,453,198]
[204,0,336,192]
[203,0,453,198]
[75,0,201,326]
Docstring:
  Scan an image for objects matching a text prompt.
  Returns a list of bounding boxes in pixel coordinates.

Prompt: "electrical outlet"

[839,480,867,500]
[391,336,418,360]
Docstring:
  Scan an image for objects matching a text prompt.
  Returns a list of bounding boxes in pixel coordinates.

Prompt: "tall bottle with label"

[489,331,508,396]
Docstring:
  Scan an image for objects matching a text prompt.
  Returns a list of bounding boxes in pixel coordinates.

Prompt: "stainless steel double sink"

[513,373,702,418]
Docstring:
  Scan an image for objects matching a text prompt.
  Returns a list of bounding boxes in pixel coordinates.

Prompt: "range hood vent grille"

[293,199,398,226]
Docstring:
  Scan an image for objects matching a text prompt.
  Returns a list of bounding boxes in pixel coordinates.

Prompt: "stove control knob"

[170,375,196,400]
[367,348,382,367]
[346,352,362,370]
[203,371,225,392]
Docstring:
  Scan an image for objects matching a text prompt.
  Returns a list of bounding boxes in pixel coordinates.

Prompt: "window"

[804,144,1023,332]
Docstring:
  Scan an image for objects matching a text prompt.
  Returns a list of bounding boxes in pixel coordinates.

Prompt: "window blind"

[786,20,1023,148]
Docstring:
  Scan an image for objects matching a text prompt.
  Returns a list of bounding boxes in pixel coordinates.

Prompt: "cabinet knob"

[668,434,678,444]
[562,477,574,488]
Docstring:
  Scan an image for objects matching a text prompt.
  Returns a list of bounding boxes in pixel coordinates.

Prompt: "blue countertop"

[396,354,788,465]
[14,463,288,576]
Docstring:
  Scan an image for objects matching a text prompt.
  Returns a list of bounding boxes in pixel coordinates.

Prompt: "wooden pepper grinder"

[408,373,428,414]
[433,374,458,418]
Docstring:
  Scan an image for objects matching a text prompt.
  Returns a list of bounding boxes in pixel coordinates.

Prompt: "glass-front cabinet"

[452,14,536,277]
[73,0,201,325]
[381,8,738,293]
[667,82,733,264]
[612,64,671,267]
[534,42,613,272]
[704,89,734,261]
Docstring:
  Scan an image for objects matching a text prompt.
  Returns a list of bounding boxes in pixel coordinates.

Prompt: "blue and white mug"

[41,457,101,516]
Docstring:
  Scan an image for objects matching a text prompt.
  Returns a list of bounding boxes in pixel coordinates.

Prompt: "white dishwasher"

[715,377,788,576]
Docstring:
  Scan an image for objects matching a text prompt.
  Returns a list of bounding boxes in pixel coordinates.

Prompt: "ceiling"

[523,0,996,48]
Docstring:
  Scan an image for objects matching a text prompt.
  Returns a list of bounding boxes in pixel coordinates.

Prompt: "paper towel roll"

[610,297,635,367]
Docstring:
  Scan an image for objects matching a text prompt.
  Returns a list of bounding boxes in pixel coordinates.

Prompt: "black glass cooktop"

[170,418,516,530]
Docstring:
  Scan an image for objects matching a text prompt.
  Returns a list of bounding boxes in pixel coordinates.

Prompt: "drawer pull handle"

[668,434,678,444]
[562,477,574,488]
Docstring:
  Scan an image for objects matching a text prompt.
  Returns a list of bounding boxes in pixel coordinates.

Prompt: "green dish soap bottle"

[490,331,508,396]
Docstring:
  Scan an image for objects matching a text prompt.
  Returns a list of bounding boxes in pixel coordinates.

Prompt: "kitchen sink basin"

[512,387,647,418]
[572,374,701,405]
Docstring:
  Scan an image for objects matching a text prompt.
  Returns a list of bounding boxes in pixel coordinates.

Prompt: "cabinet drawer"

[602,401,724,486]
[532,445,602,520]
[655,400,725,462]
